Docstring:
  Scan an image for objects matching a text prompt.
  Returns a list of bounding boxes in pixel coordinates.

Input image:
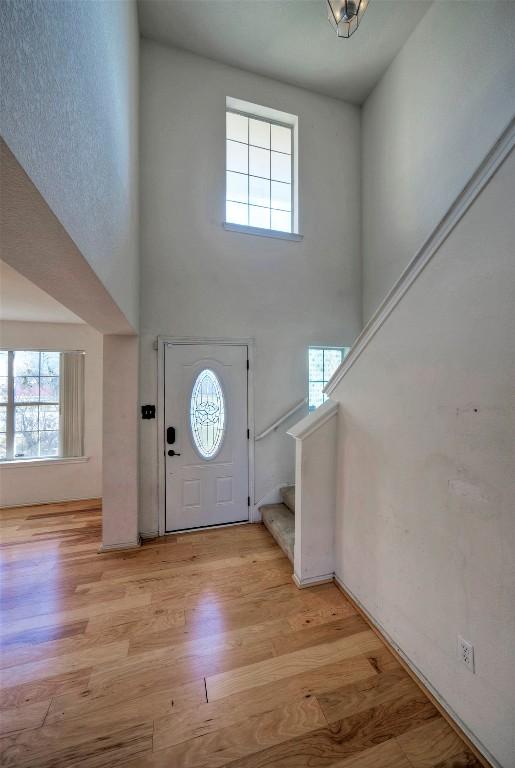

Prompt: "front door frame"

[157,336,255,536]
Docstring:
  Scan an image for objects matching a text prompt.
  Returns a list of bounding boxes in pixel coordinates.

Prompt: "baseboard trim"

[292,572,334,589]
[0,496,102,511]
[98,537,141,553]
[140,530,159,540]
[334,576,496,768]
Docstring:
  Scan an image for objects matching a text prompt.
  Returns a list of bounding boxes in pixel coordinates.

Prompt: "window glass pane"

[13,350,39,377]
[40,430,59,457]
[324,349,343,380]
[309,349,324,382]
[40,352,60,376]
[0,351,7,378]
[271,124,291,154]
[0,434,5,460]
[40,404,60,431]
[309,382,324,411]
[249,118,270,149]
[14,431,39,459]
[271,181,291,211]
[40,377,59,402]
[226,201,248,226]
[271,209,291,233]
[226,140,248,174]
[15,405,39,432]
[0,405,6,433]
[14,376,39,403]
[249,206,271,229]
[249,146,270,179]
[226,171,248,204]
[271,152,291,183]
[249,176,270,208]
[190,369,225,459]
[0,377,7,402]
[226,112,248,144]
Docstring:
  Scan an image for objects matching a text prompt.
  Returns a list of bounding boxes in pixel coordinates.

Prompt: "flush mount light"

[327,0,369,38]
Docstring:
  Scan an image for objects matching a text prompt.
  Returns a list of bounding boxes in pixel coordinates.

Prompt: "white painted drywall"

[102,335,139,549]
[0,0,140,330]
[288,400,338,586]
[139,42,362,534]
[0,322,102,507]
[331,149,515,767]
[361,0,515,321]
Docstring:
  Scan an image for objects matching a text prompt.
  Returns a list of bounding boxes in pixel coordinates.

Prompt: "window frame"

[224,97,301,240]
[0,350,61,462]
[308,346,349,412]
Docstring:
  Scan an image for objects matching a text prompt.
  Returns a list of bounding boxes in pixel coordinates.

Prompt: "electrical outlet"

[458,635,475,672]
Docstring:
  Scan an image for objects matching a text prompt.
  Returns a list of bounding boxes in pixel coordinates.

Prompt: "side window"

[308,347,349,411]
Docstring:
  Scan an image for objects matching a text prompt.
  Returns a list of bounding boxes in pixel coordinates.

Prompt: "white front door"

[164,343,249,532]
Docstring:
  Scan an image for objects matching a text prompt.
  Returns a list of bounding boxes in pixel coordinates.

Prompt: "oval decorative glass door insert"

[190,369,226,459]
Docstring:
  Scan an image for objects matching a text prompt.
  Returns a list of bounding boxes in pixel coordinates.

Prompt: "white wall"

[0,0,140,331]
[331,149,515,767]
[362,0,515,321]
[139,42,362,534]
[0,322,103,507]
[102,335,139,549]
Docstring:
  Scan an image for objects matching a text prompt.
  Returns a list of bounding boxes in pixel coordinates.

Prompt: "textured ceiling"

[138,0,432,104]
[0,260,84,324]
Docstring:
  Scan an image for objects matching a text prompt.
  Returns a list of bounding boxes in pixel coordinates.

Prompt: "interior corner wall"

[0,321,102,507]
[361,0,515,322]
[0,0,140,331]
[138,42,362,535]
[331,149,515,767]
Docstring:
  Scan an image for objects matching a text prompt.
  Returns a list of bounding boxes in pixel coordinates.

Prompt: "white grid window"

[226,110,293,234]
[308,347,349,411]
[0,350,60,461]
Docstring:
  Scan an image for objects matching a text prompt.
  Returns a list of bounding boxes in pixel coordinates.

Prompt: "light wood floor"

[0,500,481,768]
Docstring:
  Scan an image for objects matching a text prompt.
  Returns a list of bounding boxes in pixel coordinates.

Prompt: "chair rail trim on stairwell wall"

[325,118,515,397]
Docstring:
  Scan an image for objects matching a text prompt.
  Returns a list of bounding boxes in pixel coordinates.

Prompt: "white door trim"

[157,336,255,536]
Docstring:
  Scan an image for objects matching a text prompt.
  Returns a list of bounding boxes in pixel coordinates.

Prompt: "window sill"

[223,222,303,241]
[0,456,90,469]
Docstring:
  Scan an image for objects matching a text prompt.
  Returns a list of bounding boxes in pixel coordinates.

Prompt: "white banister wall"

[287,400,338,588]
[326,147,515,767]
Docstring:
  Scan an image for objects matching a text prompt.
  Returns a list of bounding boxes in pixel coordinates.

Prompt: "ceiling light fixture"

[327,0,369,38]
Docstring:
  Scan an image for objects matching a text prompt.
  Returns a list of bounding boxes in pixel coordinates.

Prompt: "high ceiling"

[138,0,431,104]
[0,261,84,324]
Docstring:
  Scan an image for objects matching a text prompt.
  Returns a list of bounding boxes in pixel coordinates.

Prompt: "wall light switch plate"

[458,635,475,672]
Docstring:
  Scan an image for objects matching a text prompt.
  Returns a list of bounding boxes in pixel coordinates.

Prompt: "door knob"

[168,450,181,457]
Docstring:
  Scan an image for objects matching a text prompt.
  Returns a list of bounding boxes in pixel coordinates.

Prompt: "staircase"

[260,486,295,563]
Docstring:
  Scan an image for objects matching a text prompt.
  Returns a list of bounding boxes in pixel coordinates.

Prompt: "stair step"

[280,485,295,514]
[260,503,294,563]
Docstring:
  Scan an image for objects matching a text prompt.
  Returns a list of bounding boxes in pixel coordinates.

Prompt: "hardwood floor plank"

[0,502,479,768]
[316,667,419,723]
[220,689,438,767]
[396,718,477,768]
[0,721,152,768]
[310,738,412,768]
[0,668,92,709]
[431,752,483,768]
[0,639,128,688]
[0,593,151,637]
[153,656,377,750]
[46,677,205,727]
[206,630,382,701]
[131,695,326,768]
[0,699,50,736]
